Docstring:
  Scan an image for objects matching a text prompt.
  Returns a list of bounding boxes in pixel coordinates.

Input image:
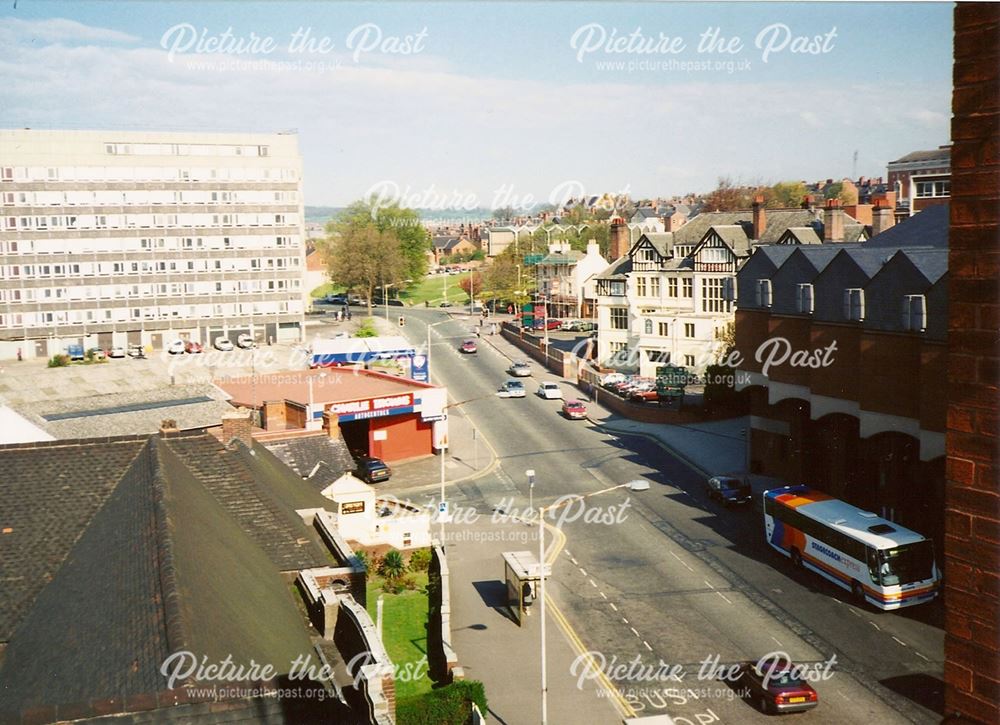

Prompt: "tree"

[705,176,751,211]
[768,181,808,209]
[458,271,483,301]
[380,549,406,583]
[320,224,405,315]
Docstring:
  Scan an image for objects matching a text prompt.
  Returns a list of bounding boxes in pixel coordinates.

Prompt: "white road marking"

[630,627,640,638]
[716,591,733,604]
[579,567,588,577]
[609,603,618,612]
[564,549,572,558]
[915,651,930,662]
[704,580,715,590]
[868,621,881,631]
[589,579,598,588]
[849,608,862,618]
[569,557,579,565]
[892,636,907,647]
[599,591,608,599]
[669,551,694,572]
[622,617,629,624]
[771,636,783,646]
[838,691,850,700]
[643,641,653,652]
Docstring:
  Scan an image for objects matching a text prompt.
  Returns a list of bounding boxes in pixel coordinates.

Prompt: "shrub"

[401,575,417,591]
[353,550,370,571]
[354,318,378,338]
[380,549,406,582]
[396,680,488,725]
[407,548,432,572]
[47,354,70,368]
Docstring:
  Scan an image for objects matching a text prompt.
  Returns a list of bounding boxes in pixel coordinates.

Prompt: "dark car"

[355,456,392,484]
[737,658,819,714]
[439,301,454,308]
[706,475,753,506]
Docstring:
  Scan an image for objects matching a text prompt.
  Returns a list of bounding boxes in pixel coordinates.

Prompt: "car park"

[459,339,477,354]
[496,379,526,398]
[736,657,819,714]
[107,346,126,359]
[167,339,186,355]
[536,382,563,400]
[508,361,531,377]
[213,337,234,352]
[600,373,627,389]
[236,334,256,349]
[184,341,203,354]
[706,475,753,506]
[87,347,106,361]
[562,400,587,419]
[354,455,392,484]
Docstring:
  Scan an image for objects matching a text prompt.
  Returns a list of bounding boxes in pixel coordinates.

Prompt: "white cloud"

[0,17,140,45]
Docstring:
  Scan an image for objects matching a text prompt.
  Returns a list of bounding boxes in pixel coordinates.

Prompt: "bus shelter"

[502,550,551,626]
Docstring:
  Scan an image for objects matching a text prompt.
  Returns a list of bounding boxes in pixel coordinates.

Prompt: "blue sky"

[0,2,953,206]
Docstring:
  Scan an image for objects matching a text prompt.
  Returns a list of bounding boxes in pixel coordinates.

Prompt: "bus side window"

[866,547,880,583]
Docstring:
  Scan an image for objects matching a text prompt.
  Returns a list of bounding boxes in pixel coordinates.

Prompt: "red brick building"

[943,4,1000,722]
[888,146,952,222]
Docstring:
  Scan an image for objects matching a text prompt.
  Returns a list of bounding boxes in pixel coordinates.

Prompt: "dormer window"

[638,248,658,263]
[844,288,865,321]
[902,294,926,331]
[755,279,772,307]
[796,284,814,314]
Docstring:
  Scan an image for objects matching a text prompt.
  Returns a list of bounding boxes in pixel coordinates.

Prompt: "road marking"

[915,651,930,662]
[771,636,783,647]
[579,567,588,577]
[564,549,572,558]
[716,591,732,604]
[622,617,629,624]
[589,579,598,588]
[599,591,607,599]
[868,621,881,631]
[643,641,653,652]
[838,691,850,700]
[630,627,640,638]
[704,580,715,590]
[669,551,695,572]
[569,556,579,565]
[849,608,862,618]
[609,603,618,612]
[892,636,907,647]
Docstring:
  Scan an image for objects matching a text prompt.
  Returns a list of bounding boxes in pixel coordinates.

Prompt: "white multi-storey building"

[535,240,608,319]
[0,129,306,359]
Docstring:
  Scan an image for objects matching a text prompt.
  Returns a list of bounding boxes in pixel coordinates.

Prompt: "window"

[755,279,773,307]
[682,278,693,298]
[636,277,647,297]
[915,180,950,198]
[684,355,696,367]
[668,278,678,297]
[1,167,12,181]
[610,308,628,330]
[844,288,865,321]
[609,281,625,296]
[650,277,660,297]
[701,277,727,312]
[658,322,669,337]
[644,319,653,335]
[638,247,658,263]
[902,294,926,331]
[608,341,627,355]
[722,277,735,302]
[797,284,814,314]
[684,323,695,338]
[700,246,729,264]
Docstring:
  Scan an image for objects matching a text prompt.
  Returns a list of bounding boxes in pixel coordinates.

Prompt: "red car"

[184,341,203,354]
[562,400,587,420]
[459,339,477,354]
[629,389,659,403]
[737,657,819,714]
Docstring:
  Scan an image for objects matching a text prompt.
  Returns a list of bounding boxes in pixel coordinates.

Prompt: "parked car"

[213,337,234,351]
[236,333,256,349]
[459,339,477,354]
[508,361,532,377]
[629,388,660,403]
[496,379,526,398]
[167,339,186,355]
[107,346,126,359]
[86,347,106,361]
[559,320,580,331]
[127,343,146,359]
[600,373,627,389]
[439,301,454,308]
[184,341,203,354]
[736,657,819,714]
[355,455,392,484]
[536,382,563,400]
[325,294,348,305]
[562,400,587,419]
[706,475,753,506]
[577,321,597,332]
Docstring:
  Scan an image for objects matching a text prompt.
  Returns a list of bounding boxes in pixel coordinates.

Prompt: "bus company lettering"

[810,541,841,562]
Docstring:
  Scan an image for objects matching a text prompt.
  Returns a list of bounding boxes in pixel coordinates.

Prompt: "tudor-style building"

[593,198,871,377]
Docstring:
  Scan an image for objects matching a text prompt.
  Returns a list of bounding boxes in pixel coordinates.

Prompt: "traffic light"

[398,316,405,327]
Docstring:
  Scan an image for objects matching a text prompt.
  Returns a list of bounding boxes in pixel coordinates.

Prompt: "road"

[382,308,944,725]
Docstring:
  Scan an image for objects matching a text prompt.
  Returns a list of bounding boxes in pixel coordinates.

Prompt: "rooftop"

[216,367,432,408]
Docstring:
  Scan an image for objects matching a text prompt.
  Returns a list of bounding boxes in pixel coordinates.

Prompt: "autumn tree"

[704,177,752,211]
[458,271,483,301]
[767,181,808,209]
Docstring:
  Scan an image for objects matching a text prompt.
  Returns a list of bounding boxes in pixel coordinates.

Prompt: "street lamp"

[526,469,535,516]
[535,478,649,725]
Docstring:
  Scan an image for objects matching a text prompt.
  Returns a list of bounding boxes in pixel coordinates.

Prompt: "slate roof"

[779,227,823,245]
[0,431,336,720]
[538,250,584,265]
[890,148,951,164]
[901,248,949,284]
[594,255,633,281]
[866,203,949,249]
[632,208,660,220]
[704,225,752,256]
[262,433,356,494]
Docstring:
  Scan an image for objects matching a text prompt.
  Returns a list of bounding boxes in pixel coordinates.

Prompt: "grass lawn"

[399,274,470,307]
[309,282,345,299]
[366,571,433,700]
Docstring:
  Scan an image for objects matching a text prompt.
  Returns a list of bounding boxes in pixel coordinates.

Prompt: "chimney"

[823,199,844,242]
[322,410,342,440]
[871,197,895,237]
[752,195,766,240]
[586,239,600,257]
[610,216,629,260]
[663,213,684,233]
[159,419,179,438]
[221,407,254,447]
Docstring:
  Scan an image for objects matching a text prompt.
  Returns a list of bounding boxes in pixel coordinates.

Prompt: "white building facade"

[0,129,307,359]
[535,240,608,319]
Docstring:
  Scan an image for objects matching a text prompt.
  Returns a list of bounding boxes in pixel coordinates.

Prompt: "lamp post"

[535,479,648,725]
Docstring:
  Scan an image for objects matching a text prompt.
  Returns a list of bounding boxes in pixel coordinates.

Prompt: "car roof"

[542,382,559,387]
[565,399,584,406]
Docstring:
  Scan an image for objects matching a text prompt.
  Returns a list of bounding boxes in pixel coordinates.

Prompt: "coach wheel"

[791,548,803,568]
[852,581,866,605]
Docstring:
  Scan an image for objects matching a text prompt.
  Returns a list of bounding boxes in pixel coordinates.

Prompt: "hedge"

[396,680,487,725]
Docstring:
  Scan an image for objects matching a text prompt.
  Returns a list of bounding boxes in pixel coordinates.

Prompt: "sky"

[0,1,954,207]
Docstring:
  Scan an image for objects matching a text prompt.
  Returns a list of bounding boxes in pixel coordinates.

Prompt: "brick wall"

[944,4,1000,723]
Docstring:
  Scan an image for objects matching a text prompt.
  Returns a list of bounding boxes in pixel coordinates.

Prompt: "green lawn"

[366,571,433,700]
[398,274,470,307]
[309,282,345,299]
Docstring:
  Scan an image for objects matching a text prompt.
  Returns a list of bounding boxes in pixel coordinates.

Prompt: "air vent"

[859,511,877,519]
[868,523,896,535]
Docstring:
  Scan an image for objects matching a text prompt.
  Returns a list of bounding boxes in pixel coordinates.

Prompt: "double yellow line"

[540,518,637,720]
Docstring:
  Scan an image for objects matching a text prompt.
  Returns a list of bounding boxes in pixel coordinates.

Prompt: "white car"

[536,382,563,400]
[167,339,186,355]
[213,337,234,351]
[496,380,526,398]
[508,361,532,377]
[107,346,126,359]
[236,333,256,349]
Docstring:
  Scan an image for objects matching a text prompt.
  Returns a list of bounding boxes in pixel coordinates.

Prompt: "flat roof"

[216,368,435,408]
